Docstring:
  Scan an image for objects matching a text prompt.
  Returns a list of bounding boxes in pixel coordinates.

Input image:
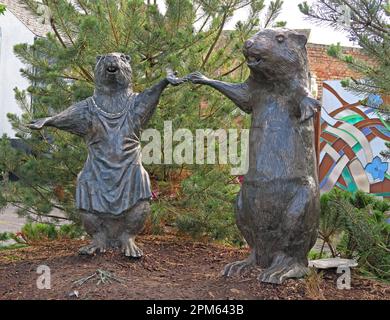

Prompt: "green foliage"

[385,1,390,15]
[308,248,331,260]
[0,231,26,245]
[0,223,82,246]
[0,232,13,241]
[2,0,283,244]
[58,223,84,239]
[340,78,351,88]
[300,0,390,100]
[0,4,6,15]
[301,0,390,186]
[263,0,285,28]
[383,142,390,160]
[0,243,28,250]
[327,42,342,58]
[21,222,83,242]
[22,222,58,241]
[298,1,310,15]
[343,55,354,64]
[273,21,287,28]
[148,201,175,235]
[318,188,348,256]
[320,189,390,280]
[0,135,21,179]
[175,167,244,245]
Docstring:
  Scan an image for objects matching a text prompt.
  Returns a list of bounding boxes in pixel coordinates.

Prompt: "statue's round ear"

[290,33,308,48]
[96,55,103,63]
[125,55,131,62]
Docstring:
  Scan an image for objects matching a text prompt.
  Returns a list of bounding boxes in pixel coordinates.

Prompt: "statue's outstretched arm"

[186,72,252,114]
[135,70,185,126]
[27,101,91,136]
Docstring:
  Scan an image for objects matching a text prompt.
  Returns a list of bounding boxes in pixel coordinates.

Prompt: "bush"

[318,188,349,256]
[0,232,12,241]
[22,223,58,241]
[308,248,331,260]
[175,168,244,246]
[320,189,390,280]
[58,224,84,239]
[21,222,83,242]
[0,231,27,247]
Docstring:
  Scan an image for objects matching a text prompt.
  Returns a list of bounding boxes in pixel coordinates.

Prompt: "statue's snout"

[105,55,118,65]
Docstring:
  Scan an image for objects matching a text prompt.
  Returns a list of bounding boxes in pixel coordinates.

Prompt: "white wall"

[0,10,35,138]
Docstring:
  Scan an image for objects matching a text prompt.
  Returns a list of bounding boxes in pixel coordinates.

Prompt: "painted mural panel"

[320,80,390,197]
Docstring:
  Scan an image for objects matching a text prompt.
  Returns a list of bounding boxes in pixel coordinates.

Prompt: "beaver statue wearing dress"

[28,53,184,258]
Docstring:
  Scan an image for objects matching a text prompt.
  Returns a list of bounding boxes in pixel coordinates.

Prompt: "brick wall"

[307,43,369,100]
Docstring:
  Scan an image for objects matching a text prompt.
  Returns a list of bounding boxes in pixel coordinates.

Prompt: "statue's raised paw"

[299,96,321,122]
[166,68,186,86]
[27,117,50,130]
[184,71,210,84]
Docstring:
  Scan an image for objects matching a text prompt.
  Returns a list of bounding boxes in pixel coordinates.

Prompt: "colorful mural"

[319,80,390,197]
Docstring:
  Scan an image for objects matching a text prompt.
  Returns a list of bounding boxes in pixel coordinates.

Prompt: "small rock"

[230,288,241,294]
[308,258,358,269]
[68,290,79,298]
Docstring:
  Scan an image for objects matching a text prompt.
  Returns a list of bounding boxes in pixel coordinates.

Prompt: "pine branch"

[201,11,229,69]
[263,0,284,28]
[198,14,211,33]
[50,17,67,48]
[342,0,389,35]
[105,0,120,46]
[220,60,245,77]
[76,0,89,15]
[49,10,93,82]
[52,1,76,46]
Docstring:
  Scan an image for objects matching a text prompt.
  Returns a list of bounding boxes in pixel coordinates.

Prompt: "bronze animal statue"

[28,53,184,258]
[186,29,321,284]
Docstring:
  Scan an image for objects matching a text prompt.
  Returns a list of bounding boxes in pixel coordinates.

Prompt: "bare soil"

[0,235,389,300]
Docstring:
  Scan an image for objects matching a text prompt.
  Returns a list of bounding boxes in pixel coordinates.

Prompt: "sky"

[156,0,356,47]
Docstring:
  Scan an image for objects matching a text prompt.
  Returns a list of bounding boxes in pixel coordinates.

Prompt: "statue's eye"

[276,35,285,43]
[120,54,131,62]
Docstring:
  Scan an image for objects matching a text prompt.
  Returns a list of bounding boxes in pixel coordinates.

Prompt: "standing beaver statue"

[186,29,321,284]
[28,53,184,258]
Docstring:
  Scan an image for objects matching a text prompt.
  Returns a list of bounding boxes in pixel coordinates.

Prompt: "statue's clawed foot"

[259,254,308,284]
[222,251,256,277]
[120,234,143,258]
[79,243,107,255]
[79,232,107,255]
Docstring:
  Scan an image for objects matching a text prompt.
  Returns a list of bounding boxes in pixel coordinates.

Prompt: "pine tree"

[299,0,390,159]
[0,0,283,244]
[299,0,390,99]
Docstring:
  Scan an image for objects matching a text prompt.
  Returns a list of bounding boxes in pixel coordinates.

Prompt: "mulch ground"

[0,235,389,300]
